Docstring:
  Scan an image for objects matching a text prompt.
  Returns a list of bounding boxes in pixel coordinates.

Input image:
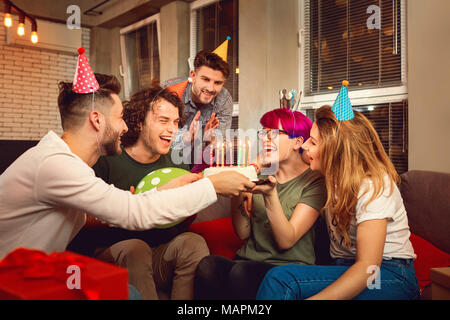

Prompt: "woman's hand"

[157,173,203,191]
[242,192,253,218]
[250,176,277,196]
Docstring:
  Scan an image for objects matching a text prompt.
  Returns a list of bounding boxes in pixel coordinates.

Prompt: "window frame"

[189,0,239,116]
[189,0,220,70]
[298,0,408,111]
[119,13,161,99]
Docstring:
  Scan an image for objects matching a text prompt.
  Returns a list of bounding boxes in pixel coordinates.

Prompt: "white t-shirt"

[326,175,416,260]
[0,131,218,259]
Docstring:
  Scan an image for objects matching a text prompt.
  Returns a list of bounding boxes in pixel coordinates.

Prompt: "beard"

[192,86,217,104]
[102,120,122,156]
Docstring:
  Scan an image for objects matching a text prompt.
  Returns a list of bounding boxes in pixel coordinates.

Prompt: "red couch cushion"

[409,232,450,291]
[189,217,243,260]
[190,220,450,293]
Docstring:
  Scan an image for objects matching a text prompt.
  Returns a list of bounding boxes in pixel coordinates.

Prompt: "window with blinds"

[122,21,160,97]
[304,0,404,95]
[305,100,408,174]
[192,0,239,102]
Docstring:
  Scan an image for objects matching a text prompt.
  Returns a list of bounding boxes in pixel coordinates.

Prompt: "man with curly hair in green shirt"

[69,84,210,300]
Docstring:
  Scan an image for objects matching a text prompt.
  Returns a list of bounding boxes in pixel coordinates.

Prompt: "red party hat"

[72,47,99,94]
[167,80,189,99]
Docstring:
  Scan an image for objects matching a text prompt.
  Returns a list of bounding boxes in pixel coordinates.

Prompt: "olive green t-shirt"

[235,168,327,266]
[89,146,191,247]
[93,145,190,190]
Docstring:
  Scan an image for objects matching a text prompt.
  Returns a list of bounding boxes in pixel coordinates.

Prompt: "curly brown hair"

[121,83,185,147]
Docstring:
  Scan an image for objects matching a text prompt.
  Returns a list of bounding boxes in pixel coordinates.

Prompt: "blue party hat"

[332,80,354,121]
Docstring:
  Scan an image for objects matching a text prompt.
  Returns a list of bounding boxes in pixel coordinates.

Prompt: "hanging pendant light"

[2,0,39,44]
[31,21,38,43]
[3,3,12,27]
[17,14,25,36]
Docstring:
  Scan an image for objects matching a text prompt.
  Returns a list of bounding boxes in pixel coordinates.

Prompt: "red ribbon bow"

[0,248,100,299]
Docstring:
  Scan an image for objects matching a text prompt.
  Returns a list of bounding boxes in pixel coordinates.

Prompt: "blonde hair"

[315,106,399,247]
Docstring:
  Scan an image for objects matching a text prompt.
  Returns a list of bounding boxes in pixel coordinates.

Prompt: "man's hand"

[183,111,201,144]
[204,112,219,141]
[183,111,219,145]
[157,173,203,191]
[207,171,256,198]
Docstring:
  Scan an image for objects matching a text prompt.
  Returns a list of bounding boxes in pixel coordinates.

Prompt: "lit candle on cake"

[221,142,225,167]
[209,143,214,167]
[247,139,251,166]
[216,142,220,167]
[237,140,242,166]
[217,142,220,167]
[229,141,233,166]
[243,139,247,168]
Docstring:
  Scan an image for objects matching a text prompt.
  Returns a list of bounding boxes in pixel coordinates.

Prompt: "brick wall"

[0,13,90,140]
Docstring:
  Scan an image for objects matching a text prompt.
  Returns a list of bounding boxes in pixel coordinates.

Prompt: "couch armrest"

[430,267,450,300]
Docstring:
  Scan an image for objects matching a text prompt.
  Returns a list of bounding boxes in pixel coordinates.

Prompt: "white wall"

[160,1,190,82]
[239,0,299,131]
[407,0,450,173]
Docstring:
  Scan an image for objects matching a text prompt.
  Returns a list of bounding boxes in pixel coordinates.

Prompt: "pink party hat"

[72,47,99,94]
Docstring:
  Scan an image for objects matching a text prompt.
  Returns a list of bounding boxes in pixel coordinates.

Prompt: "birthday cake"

[203,165,258,182]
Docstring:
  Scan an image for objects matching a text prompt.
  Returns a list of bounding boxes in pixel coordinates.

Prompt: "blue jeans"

[128,284,142,300]
[256,258,420,300]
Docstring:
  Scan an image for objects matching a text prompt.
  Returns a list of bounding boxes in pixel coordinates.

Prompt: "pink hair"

[260,108,312,141]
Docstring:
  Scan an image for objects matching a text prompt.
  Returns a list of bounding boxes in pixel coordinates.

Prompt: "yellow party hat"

[213,36,231,62]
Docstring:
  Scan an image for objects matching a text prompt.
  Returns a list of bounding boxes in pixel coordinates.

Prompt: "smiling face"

[102,94,128,156]
[260,125,301,166]
[260,128,283,165]
[302,122,321,171]
[138,98,181,156]
[190,66,226,105]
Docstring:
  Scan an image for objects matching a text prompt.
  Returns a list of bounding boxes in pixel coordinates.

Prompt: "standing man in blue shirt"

[163,49,234,167]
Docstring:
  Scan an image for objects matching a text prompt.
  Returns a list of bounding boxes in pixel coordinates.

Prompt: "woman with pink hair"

[194,108,327,300]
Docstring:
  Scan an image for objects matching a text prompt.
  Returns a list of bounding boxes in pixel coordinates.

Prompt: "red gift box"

[0,248,128,300]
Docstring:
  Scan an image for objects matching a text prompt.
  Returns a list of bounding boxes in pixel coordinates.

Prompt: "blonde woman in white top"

[256,105,419,300]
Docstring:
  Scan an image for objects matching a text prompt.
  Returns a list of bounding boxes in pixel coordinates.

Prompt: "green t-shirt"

[93,145,190,190]
[235,168,327,266]
[90,146,191,247]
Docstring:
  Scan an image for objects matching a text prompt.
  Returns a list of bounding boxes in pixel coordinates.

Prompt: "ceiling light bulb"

[4,13,12,27]
[31,31,38,43]
[17,23,25,36]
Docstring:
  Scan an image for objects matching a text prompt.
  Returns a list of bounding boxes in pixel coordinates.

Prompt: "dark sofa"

[0,140,38,175]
